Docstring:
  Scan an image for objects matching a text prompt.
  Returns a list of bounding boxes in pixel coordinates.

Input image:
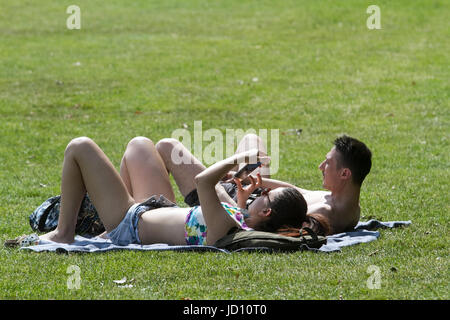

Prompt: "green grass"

[0,0,448,300]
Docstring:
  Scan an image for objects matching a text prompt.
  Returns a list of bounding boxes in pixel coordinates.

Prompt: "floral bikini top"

[184,202,253,245]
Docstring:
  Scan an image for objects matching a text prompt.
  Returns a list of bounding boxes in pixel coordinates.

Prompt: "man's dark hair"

[334,135,372,186]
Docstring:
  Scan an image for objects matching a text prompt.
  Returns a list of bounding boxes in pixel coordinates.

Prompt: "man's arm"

[259,177,311,195]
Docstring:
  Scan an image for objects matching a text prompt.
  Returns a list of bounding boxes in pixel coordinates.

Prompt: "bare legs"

[156,134,271,198]
[156,138,206,198]
[233,133,271,178]
[120,137,176,203]
[40,137,136,243]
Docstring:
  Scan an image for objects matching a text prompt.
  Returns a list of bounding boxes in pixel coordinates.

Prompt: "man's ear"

[341,168,352,180]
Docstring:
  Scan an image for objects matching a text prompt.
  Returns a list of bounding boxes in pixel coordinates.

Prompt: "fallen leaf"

[283,129,303,136]
[113,277,127,284]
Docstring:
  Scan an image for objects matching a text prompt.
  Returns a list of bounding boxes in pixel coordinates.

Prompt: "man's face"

[318,147,343,190]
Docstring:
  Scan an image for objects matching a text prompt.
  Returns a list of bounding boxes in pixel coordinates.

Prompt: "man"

[124,134,371,236]
[260,135,373,235]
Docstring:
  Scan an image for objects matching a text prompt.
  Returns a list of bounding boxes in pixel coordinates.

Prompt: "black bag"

[29,194,105,237]
[213,227,327,252]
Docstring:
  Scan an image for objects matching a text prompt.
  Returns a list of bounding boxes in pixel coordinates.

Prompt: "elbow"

[194,171,214,189]
[194,172,203,186]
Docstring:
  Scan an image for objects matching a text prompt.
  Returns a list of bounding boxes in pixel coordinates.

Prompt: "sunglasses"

[245,187,272,209]
[261,187,272,207]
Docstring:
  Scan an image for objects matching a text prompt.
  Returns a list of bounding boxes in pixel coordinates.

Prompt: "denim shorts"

[107,195,178,246]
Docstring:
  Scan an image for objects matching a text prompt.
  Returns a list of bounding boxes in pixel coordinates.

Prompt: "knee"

[65,137,96,156]
[242,133,262,144]
[155,138,180,160]
[122,137,156,162]
[240,133,264,151]
[126,136,155,151]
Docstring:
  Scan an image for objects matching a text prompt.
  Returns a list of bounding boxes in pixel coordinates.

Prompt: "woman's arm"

[215,183,238,207]
[194,149,261,245]
[195,149,260,186]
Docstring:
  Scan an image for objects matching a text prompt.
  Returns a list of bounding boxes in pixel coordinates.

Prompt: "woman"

[39,137,308,246]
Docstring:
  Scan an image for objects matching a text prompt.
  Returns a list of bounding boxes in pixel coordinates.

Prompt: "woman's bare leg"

[156,138,206,197]
[234,133,270,178]
[120,137,175,203]
[155,134,270,197]
[40,137,135,243]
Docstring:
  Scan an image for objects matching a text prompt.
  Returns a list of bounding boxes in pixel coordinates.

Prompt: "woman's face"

[246,187,285,228]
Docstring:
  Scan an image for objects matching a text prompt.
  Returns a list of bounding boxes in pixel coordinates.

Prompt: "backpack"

[29,194,105,237]
[213,227,327,252]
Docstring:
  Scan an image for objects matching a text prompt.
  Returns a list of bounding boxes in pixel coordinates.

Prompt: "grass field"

[0,0,448,300]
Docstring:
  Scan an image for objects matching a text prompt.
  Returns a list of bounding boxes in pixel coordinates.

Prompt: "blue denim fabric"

[106,195,179,246]
[106,203,149,246]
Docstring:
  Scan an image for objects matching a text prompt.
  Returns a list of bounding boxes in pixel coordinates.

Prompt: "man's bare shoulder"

[301,190,333,211]
[302,190,361,234]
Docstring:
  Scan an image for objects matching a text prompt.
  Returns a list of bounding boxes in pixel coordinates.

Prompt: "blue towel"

[319,219,412,252]
[21,219,411,253]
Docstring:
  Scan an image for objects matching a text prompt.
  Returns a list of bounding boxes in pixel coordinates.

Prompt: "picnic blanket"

[20,219,411,253]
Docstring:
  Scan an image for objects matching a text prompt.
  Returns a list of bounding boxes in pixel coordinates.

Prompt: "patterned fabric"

[184,202,253,245]
[29,194,105,237]
[184,206,207,245]
[220,202,251,230]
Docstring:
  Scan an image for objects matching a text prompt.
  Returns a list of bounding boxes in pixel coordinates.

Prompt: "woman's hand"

[233,172,263,209]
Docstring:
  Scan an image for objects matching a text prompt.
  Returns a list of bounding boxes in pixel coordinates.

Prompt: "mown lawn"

[0,0,448,299]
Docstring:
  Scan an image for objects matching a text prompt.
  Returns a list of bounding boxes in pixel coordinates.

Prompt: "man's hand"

[233,173,263,209]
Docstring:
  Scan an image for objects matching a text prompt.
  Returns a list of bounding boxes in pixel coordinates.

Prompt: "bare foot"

[97,231,109,239]
[39,229,75,244]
